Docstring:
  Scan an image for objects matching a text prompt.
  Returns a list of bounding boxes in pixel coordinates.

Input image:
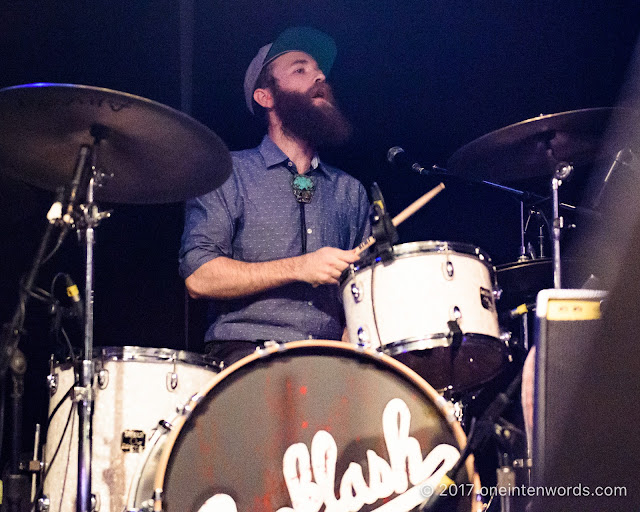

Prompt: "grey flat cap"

[243,27,337,114]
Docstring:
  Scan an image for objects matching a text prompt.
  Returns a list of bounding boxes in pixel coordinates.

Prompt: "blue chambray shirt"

[179,135,371,342]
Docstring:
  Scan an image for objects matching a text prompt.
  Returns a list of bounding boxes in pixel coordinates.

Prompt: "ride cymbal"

[448,108,626,183]
[0,83,232,204]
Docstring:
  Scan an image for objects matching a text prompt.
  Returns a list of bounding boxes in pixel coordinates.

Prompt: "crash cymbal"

[448,108,622,183]
[0,83,232,204]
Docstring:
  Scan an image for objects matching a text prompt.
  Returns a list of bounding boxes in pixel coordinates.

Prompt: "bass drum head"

[153,341,481,512]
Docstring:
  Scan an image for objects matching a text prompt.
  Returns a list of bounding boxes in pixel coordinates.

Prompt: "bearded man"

[179,27,371,365]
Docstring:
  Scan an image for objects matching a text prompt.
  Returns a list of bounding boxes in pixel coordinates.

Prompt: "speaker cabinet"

[532,288,640,511]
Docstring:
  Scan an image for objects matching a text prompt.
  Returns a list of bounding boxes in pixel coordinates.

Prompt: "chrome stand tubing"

[75,128,111,512]
[77,168,97,512]
[552,177,562,289]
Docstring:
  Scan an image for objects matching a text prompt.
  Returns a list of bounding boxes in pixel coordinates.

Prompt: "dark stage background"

[1,0,640,482]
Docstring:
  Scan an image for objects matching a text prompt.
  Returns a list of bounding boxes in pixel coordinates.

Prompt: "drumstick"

[355,182,445,255]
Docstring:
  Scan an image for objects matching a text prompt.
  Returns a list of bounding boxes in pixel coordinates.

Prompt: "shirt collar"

[258,135,332,178]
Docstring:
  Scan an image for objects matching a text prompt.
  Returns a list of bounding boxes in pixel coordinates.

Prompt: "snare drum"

[130,341,482,512]
[43,347,220,512]
[340,241,508,393]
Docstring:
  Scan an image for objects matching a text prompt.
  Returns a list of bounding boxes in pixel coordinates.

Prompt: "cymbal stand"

[518,200,528,262]
[551,163,573,289]
[70,125,112,512]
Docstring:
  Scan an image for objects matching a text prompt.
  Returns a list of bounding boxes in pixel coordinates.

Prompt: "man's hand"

[296,247,360,286]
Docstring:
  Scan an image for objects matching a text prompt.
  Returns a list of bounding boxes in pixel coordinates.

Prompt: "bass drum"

[131,341,482,512]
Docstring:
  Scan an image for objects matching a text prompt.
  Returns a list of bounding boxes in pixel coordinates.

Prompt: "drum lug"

[37,495,50,512]
[97,368,109,389]
[357,326,370,345]
[96,351,109,389]
[47,372,58,396]
[443,259,454,280]
[493,287,503,302]
[166,371,178,391]
[47,355,58,395]
[350,281,363,303]
[166,354,179,391]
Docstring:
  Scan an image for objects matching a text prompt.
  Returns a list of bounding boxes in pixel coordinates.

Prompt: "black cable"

[40,228,70,267]
[31,394,77,512]
[47,385,74,425]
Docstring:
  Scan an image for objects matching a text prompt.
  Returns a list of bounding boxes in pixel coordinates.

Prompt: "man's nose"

[314,69,326,82]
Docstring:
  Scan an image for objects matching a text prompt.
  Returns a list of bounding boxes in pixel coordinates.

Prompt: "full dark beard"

[271,82,353,148]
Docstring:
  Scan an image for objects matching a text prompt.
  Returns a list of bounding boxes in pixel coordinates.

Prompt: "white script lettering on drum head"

[197,398,460,512]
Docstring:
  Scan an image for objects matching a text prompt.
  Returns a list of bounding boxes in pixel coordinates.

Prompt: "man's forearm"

[185,256,301,299]
[185,247,360,299]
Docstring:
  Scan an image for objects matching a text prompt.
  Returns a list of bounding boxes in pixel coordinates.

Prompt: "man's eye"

[295,68,305,74]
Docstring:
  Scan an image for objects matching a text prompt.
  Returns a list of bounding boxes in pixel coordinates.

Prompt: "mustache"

[307,82,335,103]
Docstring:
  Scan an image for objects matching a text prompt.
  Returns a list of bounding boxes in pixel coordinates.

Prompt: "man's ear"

[253,87,274,109]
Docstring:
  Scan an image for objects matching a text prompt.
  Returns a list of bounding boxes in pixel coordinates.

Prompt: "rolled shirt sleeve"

[178,173,239,279]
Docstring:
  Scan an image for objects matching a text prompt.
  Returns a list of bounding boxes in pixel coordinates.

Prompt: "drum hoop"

[380,332,452,354]
[340,240,495,286]
[150,339,481,511]
[94,346,221,369]
[52,346,221,369]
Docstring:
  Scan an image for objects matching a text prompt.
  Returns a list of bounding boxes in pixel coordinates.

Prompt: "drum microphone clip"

[370,182,398,261]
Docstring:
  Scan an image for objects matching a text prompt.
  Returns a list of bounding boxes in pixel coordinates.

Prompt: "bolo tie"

[291,173,316,253]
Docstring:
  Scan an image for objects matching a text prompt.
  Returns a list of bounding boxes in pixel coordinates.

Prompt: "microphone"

[387,147,450,177]
[65,274,84,322]
[62,145,91,226]
[387,146,428,174]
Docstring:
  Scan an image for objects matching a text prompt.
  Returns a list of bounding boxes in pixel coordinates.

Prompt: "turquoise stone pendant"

[291,174,316,203]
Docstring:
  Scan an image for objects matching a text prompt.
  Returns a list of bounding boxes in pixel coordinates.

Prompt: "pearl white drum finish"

[131,341,482,512]
[340,241,507,392]
[43,347,220,512]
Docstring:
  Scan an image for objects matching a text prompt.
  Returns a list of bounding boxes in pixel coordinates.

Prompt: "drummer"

[179,27,371,365]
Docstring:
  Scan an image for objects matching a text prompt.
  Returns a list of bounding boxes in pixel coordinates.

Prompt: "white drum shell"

[43,347,219,512]
[341,241,500,349]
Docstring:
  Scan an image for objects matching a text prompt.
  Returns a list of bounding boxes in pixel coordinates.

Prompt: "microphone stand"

[419,370,523,512]
[0,146,92,512]
[417,164,599,219]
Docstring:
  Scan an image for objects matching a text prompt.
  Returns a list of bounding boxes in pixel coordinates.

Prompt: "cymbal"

[448,108,621,183]
[496,257,591,309]
[496,258,554,309]
[0,83,232,204]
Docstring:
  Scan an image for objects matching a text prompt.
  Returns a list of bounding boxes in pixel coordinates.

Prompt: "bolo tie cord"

[291,173,316,255]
